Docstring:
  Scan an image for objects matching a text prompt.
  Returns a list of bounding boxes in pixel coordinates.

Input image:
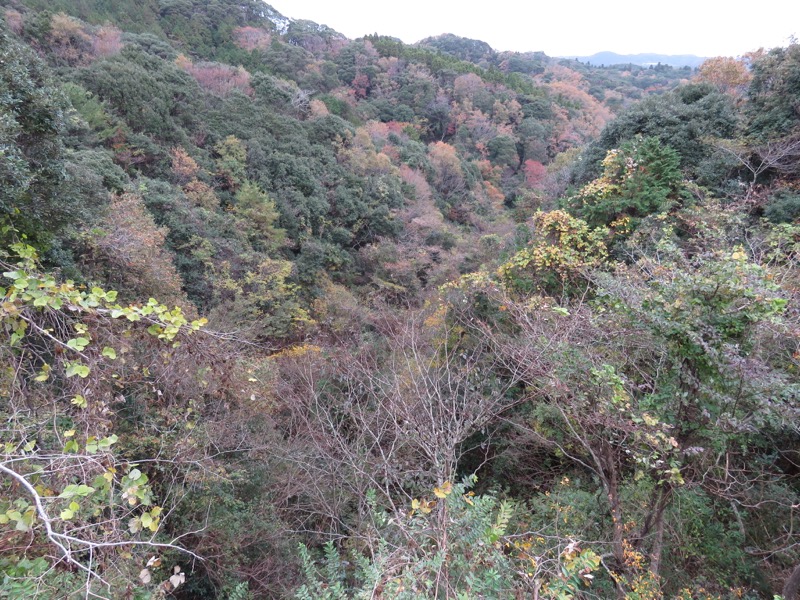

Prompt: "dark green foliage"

[21,0,278,57]
[418,33,497,65]
[0,29,70,248]
[78,45,199,143]
[487,134,519,167]
[365,34,536,95]
[572,136,685,228]
[575,83,737,184]
[764,188,800,223]
[747,44,800,139]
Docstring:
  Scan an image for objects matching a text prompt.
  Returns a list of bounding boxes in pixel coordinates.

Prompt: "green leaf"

[97,434,118,449]
[57,484,94,499]
[66,337,90,351]
[33,364,50,382]
[65,364,90,379]
[101,346,117,359]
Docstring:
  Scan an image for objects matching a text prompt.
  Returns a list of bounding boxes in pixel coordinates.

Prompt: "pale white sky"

[268,0,798,57]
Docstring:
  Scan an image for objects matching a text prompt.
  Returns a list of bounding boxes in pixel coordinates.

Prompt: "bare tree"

[271,307,526,540]
[714,133,800,194]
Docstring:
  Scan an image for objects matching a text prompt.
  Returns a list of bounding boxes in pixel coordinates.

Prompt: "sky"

[268,0,799,58]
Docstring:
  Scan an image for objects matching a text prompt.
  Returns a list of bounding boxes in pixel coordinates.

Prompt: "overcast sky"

[268,0,799,58]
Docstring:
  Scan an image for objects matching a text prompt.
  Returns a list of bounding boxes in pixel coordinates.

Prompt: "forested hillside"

[0,1,798,598]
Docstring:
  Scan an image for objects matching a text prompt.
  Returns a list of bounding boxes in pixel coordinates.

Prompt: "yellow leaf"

[433,481,452,498]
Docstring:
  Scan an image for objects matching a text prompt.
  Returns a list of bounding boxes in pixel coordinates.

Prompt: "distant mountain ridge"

[566,51,707,68]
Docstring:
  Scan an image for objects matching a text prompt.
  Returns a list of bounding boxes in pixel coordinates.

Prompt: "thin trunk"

[784,564,800,600]
[647,487,672,578]
[603,443,627,600]
[648,507,666,577]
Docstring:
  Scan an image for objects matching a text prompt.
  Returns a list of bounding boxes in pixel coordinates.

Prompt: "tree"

[696,56,751,98]
[746,43,800,139]
[713,133,800,192]
[571,136,685,230]
[272,306,525,539]
[234,181,285,252]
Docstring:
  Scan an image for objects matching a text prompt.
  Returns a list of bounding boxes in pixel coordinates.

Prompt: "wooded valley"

[0,1,798,598]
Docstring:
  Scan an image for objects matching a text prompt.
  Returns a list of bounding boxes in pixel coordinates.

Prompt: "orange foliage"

[170,147,200,184]
[546,81,612,151]
[697,56,751,97]
[543,64,588,89]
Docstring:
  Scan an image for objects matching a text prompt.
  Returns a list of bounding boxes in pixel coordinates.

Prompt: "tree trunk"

[647,487,672,578]
[784,564,800,600]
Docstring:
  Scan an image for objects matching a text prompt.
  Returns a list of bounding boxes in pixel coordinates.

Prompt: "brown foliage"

[81,192,189,310]
[271,309,523,531]
[4,9,23,35]
[232,26,272,51]
[49,12,92,66]
[308,98,329,118]
[91,24,123,58]
[183,179,219,210]
[428,141,466,199]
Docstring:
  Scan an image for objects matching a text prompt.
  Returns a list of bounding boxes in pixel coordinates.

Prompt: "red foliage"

[523,160,547,187]
[351,73,370,99]
[177,55,254,97]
